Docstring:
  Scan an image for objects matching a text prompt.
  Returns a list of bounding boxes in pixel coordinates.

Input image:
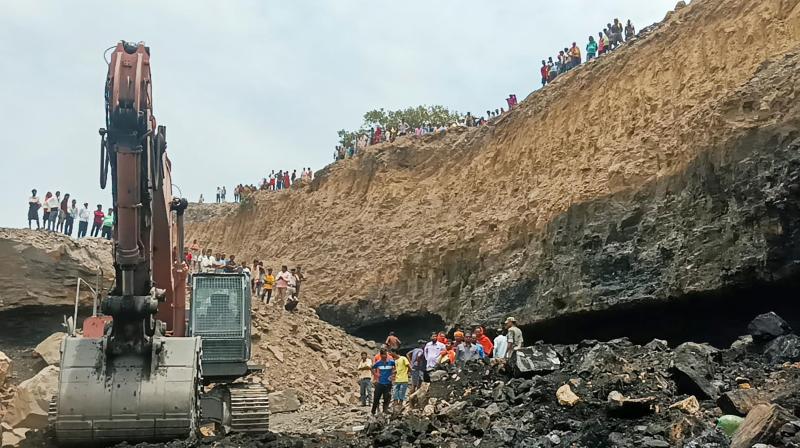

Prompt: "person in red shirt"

[474,326,494,358]
[436,331,449,346]
[91,204,104,237]
[283,171,290,189]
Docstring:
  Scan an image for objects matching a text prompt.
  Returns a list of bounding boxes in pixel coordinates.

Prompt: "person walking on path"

[392,350,411,412]
[101,208,114,240]
[357,352,373,407]
[371,349,396,415]
[28,189,41,229]
[274,266,291,308]
[64,199,77,236]
[91,204,104,237]
[505,317,524,358]
[385,332,401,351]
[261,268,275,304]
[77,202,91,238]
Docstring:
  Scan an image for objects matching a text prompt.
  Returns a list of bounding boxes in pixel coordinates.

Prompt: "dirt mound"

[248,302,377,408]
[0,229,113,311]
[185,0,800,333]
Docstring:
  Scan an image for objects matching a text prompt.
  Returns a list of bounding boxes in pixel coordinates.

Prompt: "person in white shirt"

[423,333,446,379]
[200,249,217,273]
[46,192,60,231]
[493,329,508,359]
[77,202,92,238]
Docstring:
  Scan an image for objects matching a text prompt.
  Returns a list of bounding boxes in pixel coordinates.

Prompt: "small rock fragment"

[556,384,580,407]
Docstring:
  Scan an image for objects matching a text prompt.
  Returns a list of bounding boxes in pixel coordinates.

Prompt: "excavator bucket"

[52,335,202,444]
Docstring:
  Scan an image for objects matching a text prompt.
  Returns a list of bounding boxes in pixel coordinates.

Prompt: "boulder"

[731,404,792,448]
[556,384,580,406]
[717,389,769,416]
[509,345,561,378]
[670,342,719,399]
[0,352,10,385]
[578,344,623,376]
[763,334,800,365]
[747,312,792,341]
[33,332,66,366]
[1,427,29,447]
[669,395,700,414]
[607,391,656,417]
[268,388,301,413]
[2,365,59,428]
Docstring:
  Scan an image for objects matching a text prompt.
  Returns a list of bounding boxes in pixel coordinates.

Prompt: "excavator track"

[228,383,270,433]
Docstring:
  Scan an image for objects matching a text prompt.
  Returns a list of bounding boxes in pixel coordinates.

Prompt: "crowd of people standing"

[357,317,525,416]
[204,168,315,204]
[26,188,113,239]
[185,240,306,311]
[540,18,636,86]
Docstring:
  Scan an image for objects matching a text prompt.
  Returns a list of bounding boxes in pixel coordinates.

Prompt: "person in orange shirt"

[453,330,465,346]
[436,332,449,345]
[474,327,494,358]
[438,342,456,366]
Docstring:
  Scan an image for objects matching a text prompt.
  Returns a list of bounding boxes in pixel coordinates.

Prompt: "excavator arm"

[52,41,199,445]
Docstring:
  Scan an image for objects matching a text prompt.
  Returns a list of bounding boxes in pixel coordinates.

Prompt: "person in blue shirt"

[371,348,396,415]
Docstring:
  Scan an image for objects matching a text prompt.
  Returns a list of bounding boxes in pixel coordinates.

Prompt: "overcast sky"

[0,0,677,228]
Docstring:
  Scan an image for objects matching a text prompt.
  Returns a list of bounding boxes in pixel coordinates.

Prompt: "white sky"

[0,0,677,228]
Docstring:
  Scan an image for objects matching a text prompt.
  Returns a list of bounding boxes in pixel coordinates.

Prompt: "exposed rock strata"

[186,0,800,333]
[0,229,113,311]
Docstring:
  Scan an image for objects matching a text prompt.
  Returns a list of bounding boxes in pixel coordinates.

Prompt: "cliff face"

[187,0,800,333]
[0,229,113,311]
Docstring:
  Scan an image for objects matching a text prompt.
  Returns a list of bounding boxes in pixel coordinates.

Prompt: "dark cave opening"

[520,276,800,349]
[348,312,446,352]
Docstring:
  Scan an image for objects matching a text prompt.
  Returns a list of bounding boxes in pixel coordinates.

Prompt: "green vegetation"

[337,105,463,147]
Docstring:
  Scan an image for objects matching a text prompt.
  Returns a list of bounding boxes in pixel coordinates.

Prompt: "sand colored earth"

[186,0,800,325]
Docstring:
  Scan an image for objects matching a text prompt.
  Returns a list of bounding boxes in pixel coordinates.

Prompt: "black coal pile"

[361,312,800,448]
[17,312,800,448]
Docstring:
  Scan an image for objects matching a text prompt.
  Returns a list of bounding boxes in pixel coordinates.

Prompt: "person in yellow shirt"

[261,268,275,305]
[392,350,411,411]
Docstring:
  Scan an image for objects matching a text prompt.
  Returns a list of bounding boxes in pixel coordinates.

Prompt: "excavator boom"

[51,41,199,444]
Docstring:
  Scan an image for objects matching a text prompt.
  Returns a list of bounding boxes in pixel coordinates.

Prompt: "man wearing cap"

[505,317,524,358]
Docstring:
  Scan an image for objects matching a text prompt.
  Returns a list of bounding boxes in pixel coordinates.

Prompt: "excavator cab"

[188,273,269,433]
[189,273,253,381]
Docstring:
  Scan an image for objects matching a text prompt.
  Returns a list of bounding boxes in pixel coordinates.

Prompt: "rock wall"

[186,0,800,333]
[0,229,113,311]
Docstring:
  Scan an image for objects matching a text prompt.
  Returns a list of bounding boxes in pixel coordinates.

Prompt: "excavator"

[50,41,269,444]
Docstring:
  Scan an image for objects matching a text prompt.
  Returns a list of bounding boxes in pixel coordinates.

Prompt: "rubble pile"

[249,303,378,408]
[360,312,800,448]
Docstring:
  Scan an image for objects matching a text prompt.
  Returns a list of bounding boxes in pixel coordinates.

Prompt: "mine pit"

[521,276,800,348]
